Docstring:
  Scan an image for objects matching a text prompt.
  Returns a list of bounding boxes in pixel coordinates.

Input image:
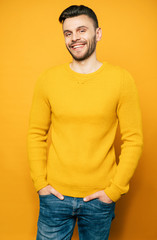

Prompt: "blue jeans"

[36,194,115,240]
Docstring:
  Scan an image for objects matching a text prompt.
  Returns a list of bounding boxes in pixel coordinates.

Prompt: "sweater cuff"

[104,183,129,202]
[34,178,49,192]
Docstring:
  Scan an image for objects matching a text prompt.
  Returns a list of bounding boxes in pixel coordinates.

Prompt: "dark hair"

[59,5,99,29]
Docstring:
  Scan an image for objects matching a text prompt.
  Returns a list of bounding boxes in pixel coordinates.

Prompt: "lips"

[70,42,86,49]
[72,44,85,49]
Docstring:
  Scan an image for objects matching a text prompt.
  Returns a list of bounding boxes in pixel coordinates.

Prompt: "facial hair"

[66,34,97,61]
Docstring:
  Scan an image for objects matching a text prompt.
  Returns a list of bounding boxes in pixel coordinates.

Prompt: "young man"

[27,5,143,240]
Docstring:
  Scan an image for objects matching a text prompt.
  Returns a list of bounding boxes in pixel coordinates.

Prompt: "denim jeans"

[36,194,115,240]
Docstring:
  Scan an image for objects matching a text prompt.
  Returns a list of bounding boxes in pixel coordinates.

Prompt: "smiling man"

[63,15,98,62]
[27,5,143,240]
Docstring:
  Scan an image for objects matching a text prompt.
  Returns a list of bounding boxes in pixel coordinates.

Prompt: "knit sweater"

[27,62,143,202]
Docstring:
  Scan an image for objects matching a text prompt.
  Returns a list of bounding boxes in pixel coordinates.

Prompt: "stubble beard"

[66,34,97,62]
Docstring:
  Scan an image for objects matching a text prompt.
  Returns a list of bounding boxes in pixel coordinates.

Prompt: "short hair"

[59,5,99,29]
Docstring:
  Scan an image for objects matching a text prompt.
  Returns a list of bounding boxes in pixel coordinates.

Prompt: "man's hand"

[83,190,113,204]
[38,185,64,200]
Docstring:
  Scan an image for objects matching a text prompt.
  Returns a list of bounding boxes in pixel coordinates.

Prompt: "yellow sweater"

[27,62,143,202]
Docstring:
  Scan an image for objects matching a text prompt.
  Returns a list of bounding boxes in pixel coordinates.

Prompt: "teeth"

[73,45,84,49]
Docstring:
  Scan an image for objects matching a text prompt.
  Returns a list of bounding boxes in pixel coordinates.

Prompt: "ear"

[96,27,102,42]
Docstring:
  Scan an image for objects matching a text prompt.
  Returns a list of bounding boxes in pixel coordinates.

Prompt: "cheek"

[65,39,71,47]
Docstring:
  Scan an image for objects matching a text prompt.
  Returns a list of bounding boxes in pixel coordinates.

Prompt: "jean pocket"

[96,198,115,207]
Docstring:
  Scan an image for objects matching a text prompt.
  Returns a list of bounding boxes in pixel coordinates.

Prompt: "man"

[27,5,143,240]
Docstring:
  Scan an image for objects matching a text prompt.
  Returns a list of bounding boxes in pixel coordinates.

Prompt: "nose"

[71,32,80,42]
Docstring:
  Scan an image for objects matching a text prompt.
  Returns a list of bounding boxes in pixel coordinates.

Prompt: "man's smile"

[70,42,87,51]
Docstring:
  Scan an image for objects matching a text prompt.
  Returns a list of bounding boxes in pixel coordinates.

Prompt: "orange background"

[0,0,157,239]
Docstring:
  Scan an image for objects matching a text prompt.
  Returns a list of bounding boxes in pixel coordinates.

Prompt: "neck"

[70,54,103,74]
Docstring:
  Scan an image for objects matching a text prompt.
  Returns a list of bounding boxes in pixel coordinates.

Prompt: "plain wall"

[0,0,156,239]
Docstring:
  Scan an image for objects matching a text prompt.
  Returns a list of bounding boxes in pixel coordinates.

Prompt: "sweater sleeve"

[104,69,143,202]
[27,72,51,192]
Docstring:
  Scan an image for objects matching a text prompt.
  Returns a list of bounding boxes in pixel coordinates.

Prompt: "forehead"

[63,15,95,31]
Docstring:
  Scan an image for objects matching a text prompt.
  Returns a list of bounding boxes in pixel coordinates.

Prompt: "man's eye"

[65,33,71,37]
[80,29,86,33]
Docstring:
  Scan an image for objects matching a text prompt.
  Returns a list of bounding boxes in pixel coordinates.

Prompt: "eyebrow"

[63,26,88,34]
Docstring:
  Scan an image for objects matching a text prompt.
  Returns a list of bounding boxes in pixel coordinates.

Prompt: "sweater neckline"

[64,61,107,81]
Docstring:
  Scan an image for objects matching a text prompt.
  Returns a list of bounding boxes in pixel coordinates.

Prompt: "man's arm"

[84,69,143,203]
[104,69,143,202]
[27,73,51,192]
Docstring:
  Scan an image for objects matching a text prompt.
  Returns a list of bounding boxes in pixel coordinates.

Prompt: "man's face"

[62,15,99,61]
